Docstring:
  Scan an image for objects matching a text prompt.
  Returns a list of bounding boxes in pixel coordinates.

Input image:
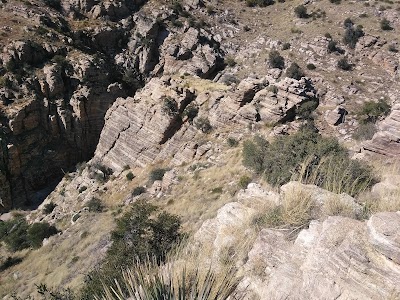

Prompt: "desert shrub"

[225,56,236,67]
[269,50,285,69]
[329,0,341,4]
[79,186,87,193]
[296,99,318,119]
[132,186,146,196]
[327,40,338,53]
[162,97,179,117]
[343,25,364,48]
[380,18,392,30]
[246,0,274,7]
[282,42,291,50]
[87,198,104,212]
[343,18,354,28]
[239,175,252,189]
[0,217,30,251]
[357,99,391,123]
[43,202,56,214]
[286,62,304,80]
[227,137,239,147]
[388,44,398,52]
[352,123,377,140]
[294,5,308,18]
[195,117,212,133]
[0,256,22,271]
[0,76,11,88]
[242,127,375,196]
[43,0,61,10]
[5,60,17,73]
[337,57,352,70]
[27,222,58,249]
[324,32,332,39]
[269,85,278,94]
[81,201,181,298]
[306,63,316,70]
[52,55,68,67]
[183,103,199,123]
[126,171,135,181]
[211,187,223,193]
[149,168,168,182]
[36,284,76,300]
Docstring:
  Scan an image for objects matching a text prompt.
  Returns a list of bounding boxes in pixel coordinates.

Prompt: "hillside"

[0,0,399,298]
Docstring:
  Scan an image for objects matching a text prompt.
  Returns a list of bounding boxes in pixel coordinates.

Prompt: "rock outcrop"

[363,103,400,156]
[193,182,400,300]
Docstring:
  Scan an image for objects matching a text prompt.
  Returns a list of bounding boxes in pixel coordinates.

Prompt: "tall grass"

[97,257,242,300]
[295,155,376,196]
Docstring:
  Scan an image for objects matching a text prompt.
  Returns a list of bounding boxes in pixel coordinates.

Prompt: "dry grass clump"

[252,188,315,231]
[322,195,356,218]
[359,188,400,218]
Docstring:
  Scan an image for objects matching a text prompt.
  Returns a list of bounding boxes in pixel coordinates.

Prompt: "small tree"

[27,222,58,249]
[43,202,56,214]
[286,62,304,80]
[269,50,285,69]
[294,5,308,18]
[337,57,352,70]
[380,18,392,30]
[358,99,391,123]
[343,25,364,49]
[327,40,338,53]
[87,198,104,212]
[150,168,168,182]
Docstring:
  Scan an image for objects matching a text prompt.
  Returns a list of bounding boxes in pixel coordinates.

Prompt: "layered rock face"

[193,182,400,300]
[363,103,400,156]
[94,75,318,170]
[0,0,225,210]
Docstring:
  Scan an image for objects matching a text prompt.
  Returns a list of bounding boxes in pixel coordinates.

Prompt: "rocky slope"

[0,0,400,297]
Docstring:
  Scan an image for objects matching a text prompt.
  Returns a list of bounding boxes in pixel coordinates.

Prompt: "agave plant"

[97,258,242,300]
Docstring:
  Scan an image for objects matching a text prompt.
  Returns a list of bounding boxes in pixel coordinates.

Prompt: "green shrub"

[0,256,22,271]
[162,97,179,117]
[183,103,199,123]
[337,57,352,70]
[79,186,87,193]
[43,0,61,10]
[0,76,11,88]
[211,187,223,193]
[80,201,181,298]
[43,202,56,214]
[269,50,285,69]
[126,171,135,181]
[294,5,308,18]
[352,123,377,141]
[242,127,375,196]
[296,99,318,119]
[343,18,354,28]
[27,222,58,249]
[132,186,146,196]
[357,99,391,123]
[327,40,338,53]
[246,0,274,7]
[227,137,239,147]
[388,44,398,52]
[87,198,104,212]
[380,18,392,30]
[343,25,364,49]
[306,63,316,70]
[0,217,30,251]
[195,117,212,133]
[282,42,291,50]
[150,168,167,182]
[239,175,252,189]
[286,62,304,80]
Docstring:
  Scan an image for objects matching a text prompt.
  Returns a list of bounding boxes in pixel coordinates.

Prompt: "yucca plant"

[97,258,242,300]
